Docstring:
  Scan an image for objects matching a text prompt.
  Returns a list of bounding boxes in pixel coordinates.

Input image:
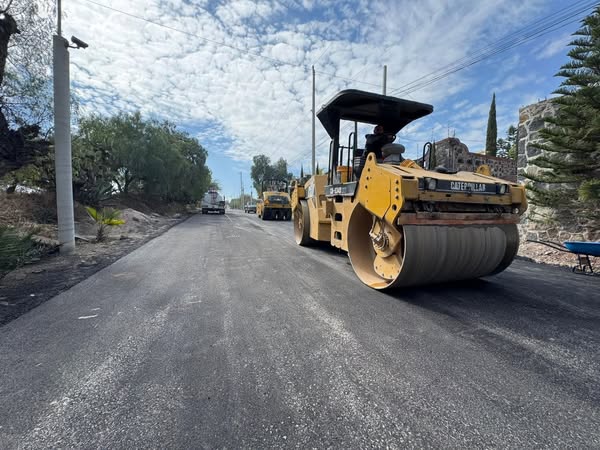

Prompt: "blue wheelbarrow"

[528,240,600,275]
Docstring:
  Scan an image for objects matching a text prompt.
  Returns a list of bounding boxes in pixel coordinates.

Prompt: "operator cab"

[316,89,433,192]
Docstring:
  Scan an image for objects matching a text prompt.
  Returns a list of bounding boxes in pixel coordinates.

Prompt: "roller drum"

[391,224,513,287]
[347,205,519,289]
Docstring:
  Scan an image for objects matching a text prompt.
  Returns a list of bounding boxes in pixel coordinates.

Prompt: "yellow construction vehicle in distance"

[291,89,527,290]
[257,179,292,221]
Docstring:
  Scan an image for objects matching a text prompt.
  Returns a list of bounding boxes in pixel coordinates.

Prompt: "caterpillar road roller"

[257,179,292,221]
[291,90,527,290]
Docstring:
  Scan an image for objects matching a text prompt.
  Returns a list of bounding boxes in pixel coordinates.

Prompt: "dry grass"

[0,192,57,226]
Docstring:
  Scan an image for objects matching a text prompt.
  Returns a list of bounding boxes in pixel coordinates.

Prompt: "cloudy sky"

[62,0,595,199]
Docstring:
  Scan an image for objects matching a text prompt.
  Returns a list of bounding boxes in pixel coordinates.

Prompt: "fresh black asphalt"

[0,210,598,448]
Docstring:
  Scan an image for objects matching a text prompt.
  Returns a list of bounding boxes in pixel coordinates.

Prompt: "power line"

[79,0,394,91]
[389,1,597,97]
[78,0,398,169]
[287,2,596,168]
[77,0,595,171]
[80,0,294,67]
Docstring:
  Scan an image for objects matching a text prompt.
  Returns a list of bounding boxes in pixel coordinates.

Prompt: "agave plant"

[85,206,126,242]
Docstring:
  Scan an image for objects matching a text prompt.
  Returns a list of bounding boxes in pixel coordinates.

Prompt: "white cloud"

[493,74,538,93]
[62,0,568,177]
[536,32,572,60]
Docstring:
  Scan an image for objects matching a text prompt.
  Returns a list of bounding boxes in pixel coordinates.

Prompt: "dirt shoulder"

[0,191,194,327]
[0,213,189,326]
[518,240,599,273]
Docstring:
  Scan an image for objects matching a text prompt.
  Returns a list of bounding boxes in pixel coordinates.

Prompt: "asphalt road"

[0,209,599,448]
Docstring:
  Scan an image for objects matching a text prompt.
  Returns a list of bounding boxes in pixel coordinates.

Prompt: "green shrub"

[85,206,126,242]
[0,225,43,275]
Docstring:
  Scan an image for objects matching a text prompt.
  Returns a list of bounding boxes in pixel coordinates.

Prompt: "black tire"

[294,200,312,245]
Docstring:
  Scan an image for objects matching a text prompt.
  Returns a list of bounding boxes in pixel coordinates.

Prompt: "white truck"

[201,190,226,214]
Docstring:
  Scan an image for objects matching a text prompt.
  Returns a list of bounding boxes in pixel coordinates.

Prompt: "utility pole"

[311,65,316,176]
[383,65,387,95]
[53,0,75,254]
[240,172,244,210]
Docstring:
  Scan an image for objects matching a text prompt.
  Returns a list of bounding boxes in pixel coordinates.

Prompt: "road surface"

[1,210,599,448]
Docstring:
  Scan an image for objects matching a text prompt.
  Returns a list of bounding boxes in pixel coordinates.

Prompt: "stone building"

[421,137,517,182]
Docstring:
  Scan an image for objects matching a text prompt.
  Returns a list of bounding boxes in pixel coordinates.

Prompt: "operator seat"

[382,143,405,163]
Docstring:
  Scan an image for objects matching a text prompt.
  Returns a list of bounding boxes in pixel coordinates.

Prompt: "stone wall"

[422,137,517,182]
[517,99,558,184]
[517,99,599,242]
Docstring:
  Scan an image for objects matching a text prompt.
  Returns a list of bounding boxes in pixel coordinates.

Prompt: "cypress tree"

[300,164,304,178]
[524,7,600,224]
[485,93,497,156]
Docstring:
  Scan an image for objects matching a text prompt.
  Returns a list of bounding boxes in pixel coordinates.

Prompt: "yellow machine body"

[257,190,292,221]
[291,90,527,289]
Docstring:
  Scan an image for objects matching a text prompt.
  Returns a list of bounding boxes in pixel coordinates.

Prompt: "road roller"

[257,179,292,221]
[291,89,527,289]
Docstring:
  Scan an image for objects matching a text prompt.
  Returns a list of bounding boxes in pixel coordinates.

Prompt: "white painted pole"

[311,65,316,176]
[383,65,387,95]
[57,0,62,36]
[53,35,75,254]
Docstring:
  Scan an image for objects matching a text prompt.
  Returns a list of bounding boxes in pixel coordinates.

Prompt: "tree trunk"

[0,10,20,86]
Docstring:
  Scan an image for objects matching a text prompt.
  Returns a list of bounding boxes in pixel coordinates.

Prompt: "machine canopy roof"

[316,89,433,138]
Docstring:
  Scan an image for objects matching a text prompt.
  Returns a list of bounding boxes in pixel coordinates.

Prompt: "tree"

[67,112,212,204]
[0,1,54,181]
[496,125,517,159]
[0,0,55,130]
[485,93,497,156]
[272,157,292,181]
[524,7,600,223]
[250,154,273,195]
[250,155,292,194]
[300,164,304,178]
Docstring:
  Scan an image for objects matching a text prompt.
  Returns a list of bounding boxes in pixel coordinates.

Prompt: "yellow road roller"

[257,179,292,221]
[291,90,527,289]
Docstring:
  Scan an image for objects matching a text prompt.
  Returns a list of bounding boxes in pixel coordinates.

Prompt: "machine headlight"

[424,177,437,190]
[497,184,509,194]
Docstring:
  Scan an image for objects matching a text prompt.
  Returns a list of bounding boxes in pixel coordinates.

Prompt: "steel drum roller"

[347,204,519,289]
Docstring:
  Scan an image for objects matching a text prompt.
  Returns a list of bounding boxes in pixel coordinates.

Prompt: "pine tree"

[485,93,497,156]
[524,7,600,223]
[496,125,517,159]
